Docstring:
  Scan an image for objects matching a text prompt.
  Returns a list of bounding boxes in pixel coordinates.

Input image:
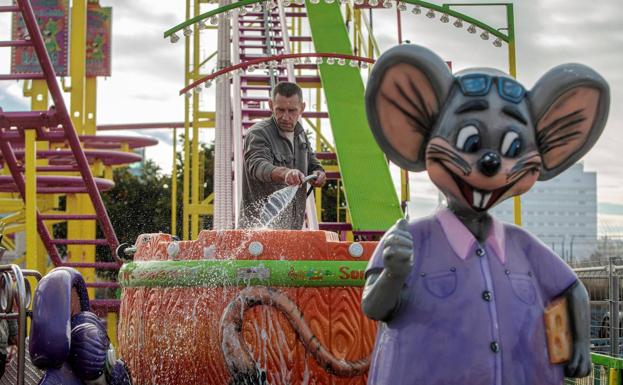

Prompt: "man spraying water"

[239,82,326,229]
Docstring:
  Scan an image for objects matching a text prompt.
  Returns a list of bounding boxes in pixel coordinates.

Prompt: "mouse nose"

[478,152,501,177]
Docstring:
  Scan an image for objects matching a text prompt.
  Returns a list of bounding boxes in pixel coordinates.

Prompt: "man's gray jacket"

[239,118,323,229]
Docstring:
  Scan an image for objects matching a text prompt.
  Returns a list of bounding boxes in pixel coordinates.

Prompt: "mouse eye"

[456,125,480,153]
[501,131,521,158]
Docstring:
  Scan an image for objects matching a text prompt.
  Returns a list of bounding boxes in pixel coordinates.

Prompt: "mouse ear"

[529,63,610,181]
[365,44,453,171]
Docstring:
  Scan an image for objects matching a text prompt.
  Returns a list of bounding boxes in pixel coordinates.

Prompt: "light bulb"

[480,31,489,40]
[210,15,218,25]
[361,61,368,69]
[315,57,323,64]
[349,59,358,67]
[170,33,180,43]
[467,24,477,34]
[440,14,449,23]
[397,2,407,11]
[411,5,421,14]
[327,57,335,65]
[493,38,502,47]
[426,9,435,18]
[183,26,192,36]
[338,58,346,65]
[368,0,378,6]
[194,85,202,93]
[453,18,463,28]
[383,0,392,8]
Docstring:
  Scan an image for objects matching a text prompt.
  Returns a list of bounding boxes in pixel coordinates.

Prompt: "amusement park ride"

[0,0,614,384]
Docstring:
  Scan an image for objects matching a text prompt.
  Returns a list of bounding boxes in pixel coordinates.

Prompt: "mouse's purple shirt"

[365,209,577,385]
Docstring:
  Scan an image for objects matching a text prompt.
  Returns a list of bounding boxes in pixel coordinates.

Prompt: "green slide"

[306,1,403,231]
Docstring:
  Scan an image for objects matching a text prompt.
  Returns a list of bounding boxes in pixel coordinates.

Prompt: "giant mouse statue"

[361,44,609,385]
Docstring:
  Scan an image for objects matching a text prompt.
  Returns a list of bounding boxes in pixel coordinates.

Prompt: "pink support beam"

[0,136,63,264]
[0,109,62,129]
[0,73,45,80]
[0,40,32,48]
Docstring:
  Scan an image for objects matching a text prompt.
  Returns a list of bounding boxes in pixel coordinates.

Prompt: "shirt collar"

[435,208,506,263]
[271,117,303,138]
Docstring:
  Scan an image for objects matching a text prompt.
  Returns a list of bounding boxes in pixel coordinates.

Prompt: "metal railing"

[575,257,623,359]
[0,264,42,385]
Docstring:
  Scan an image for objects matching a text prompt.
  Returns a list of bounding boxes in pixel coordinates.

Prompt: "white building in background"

[491,163,597,262]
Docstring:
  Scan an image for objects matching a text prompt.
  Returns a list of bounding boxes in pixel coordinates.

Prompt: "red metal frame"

[0,1,126,277]
[180,52,375,95]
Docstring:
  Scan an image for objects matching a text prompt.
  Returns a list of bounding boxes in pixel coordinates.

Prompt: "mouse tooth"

[473,190,482,208]
[482,192,492,208]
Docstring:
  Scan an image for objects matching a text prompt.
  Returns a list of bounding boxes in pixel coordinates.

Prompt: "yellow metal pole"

[505,4,521,227]
[171,128,178,236]
[70,0,86,133]
[354,8,361,56]
[85,77,97,135]
[182,0,191,240]
[107,312,118,350]
[68,0,94,296]
[609,368,618,385]
[30,80,49,273]
[24,129,37,269]
[401,169,409,206]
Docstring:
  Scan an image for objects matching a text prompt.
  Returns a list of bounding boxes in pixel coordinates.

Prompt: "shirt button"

[482,291,492,302]
[490,341,500,353]
[476,248,485,257]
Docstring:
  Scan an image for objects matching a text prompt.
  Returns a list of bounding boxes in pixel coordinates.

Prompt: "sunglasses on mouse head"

[456,74,526,104]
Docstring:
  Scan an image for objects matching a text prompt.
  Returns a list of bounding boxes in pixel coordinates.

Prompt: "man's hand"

[6,345,16,364]
[284,169,305,186]
[309,170,326,188]
[382,219,414,279]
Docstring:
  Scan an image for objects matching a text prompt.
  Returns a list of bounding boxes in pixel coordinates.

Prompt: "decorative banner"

[11,0,69,76]
[86,5,112,77]
[118,260,369,288]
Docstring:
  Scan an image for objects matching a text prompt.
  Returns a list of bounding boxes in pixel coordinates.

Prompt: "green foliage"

[100,160,172,242]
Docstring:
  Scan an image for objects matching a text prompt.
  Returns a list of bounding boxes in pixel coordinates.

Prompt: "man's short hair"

[272,82,303,101]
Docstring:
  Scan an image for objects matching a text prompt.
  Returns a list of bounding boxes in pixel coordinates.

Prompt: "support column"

[213,0,233,230]
[68,0,93,296]
[29,80,49,273]
[24,129,37,269]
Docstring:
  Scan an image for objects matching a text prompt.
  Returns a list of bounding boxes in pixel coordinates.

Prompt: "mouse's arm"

[362,271,410,322]
[361,219,414,321]
[564,280,591,378]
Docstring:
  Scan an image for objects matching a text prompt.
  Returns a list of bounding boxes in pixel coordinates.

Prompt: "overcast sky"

[0,0,621,233]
